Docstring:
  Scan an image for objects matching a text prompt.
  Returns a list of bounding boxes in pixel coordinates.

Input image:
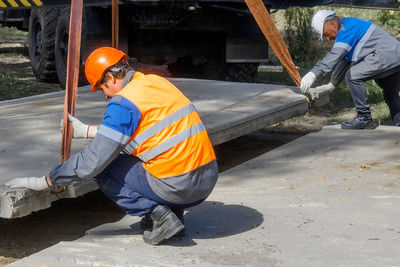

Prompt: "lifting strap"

[244,0,310,104]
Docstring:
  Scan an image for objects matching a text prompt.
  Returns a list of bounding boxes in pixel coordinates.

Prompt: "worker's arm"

[310,46,348,78]
[312,58,350,94]
[301,46,348,93]
[48,134,123,186]
[49,96,141,188]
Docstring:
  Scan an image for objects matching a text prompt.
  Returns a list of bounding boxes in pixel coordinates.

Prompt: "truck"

[0,0,399,89]
[0,0,396,89]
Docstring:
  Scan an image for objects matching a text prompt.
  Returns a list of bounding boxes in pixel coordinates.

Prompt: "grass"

[0,71,32,100]
[0,26,27,42]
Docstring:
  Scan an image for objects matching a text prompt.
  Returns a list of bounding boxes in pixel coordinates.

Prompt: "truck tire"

[223,63,259,83]
[28,8,59,82]
[55,8,87,89]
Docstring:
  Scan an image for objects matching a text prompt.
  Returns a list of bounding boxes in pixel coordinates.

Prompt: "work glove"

[308,82,335,100]
[300,72,316,94]
[5,176,48,191]
[315,82,335,93]
[61,114,89,139]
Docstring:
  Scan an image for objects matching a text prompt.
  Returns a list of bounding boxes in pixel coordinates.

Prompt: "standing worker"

[300,10,400,129]
[6,47,219,245]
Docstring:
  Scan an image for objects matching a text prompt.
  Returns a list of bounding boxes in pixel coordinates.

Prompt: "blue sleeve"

[97,95,141,145]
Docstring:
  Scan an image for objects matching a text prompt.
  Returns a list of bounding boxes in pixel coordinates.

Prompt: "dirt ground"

[0,43,331,266]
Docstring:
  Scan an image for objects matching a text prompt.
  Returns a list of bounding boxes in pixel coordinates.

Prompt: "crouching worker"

[6,47,219,245]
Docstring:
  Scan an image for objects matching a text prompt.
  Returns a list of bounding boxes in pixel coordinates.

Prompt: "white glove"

[5,176,48,191]
[61,114,89,139]
[300,72,316,94]
[315,82,335,93]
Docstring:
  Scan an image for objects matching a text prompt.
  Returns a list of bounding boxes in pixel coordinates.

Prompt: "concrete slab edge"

[210,101,308,145]
[0,181,99,219]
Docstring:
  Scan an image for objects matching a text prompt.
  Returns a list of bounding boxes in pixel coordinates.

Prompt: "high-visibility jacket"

[49,71,218,205]
[119,71,216,179]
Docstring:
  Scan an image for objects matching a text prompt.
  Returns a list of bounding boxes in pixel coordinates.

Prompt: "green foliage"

[0,71,55,100]
[284,8,323,68]
[333,8,381,22]
[0,72,17,86]
[377,10,400,36]
[0,72,20,100]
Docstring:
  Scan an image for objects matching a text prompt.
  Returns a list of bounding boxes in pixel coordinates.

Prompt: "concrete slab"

[0,79,307,218]
[8,125,400,266]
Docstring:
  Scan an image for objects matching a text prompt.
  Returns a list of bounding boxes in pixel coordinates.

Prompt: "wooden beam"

[112,0,119,48]
[60,0,83,162]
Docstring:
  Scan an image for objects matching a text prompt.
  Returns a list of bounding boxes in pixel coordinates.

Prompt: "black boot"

[140,208,184,232]
[142,205,184,245]
[341,115,377,130]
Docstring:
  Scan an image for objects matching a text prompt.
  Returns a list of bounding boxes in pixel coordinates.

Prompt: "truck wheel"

[223,63,259,83]
[28,8,59,82]
[55,8,86,89]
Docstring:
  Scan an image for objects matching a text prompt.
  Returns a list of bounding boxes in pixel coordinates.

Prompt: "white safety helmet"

[312,10,336,40]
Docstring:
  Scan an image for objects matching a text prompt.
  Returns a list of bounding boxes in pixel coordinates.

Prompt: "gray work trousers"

[346,66,400,125]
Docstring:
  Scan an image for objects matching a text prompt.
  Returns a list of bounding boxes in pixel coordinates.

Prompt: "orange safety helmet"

[84,47,127,92]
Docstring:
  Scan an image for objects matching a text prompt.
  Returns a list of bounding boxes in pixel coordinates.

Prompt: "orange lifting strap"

[244,0,304,89]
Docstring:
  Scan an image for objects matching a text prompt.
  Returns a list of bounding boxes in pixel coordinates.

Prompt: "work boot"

[341,115,377,130]
[142,205,184,245]
[140,208,185,232]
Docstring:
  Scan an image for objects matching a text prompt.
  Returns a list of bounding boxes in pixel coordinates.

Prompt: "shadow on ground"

[105,201,264,247]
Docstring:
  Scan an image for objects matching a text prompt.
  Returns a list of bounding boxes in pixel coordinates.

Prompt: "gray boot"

[142,205,184,245]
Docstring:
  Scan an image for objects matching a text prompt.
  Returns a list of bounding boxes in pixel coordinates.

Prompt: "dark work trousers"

[374,71,400,125]
[346,67,400,125]
[94,154,204,217]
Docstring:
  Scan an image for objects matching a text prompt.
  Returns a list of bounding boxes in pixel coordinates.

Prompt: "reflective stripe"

[352,24,376,62]
[124,138,139,155]
[138,122,205,162]
[124,104,196,153]
[111,95,122,103]
[0,1,6,7]
[97,124,131,144]
[333,42,352,52]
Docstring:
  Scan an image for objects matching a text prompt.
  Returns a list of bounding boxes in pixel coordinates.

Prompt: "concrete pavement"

[9,125,400,266]
[0,80,307,218]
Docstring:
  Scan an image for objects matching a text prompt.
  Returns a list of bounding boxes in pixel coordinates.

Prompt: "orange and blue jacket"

[50,71,218,204]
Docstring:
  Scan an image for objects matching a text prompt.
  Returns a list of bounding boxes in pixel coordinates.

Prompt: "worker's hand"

[61,114,89,139]
[68,114,89,138]
[300,72,316,94]
[315,82,335,93]
[5,176,49,191]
